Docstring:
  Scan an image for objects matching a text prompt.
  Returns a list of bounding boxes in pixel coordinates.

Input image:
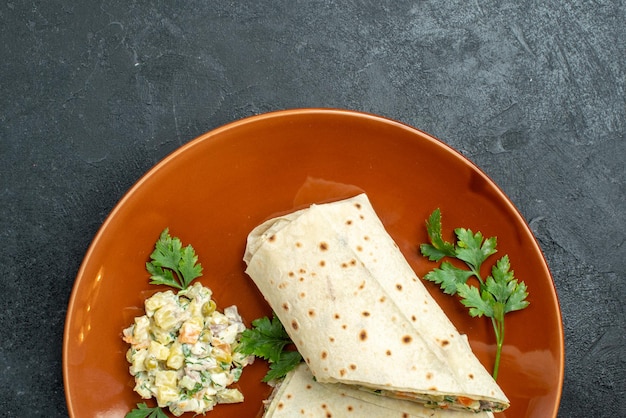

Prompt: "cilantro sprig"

[146,228,203,290]
[126,403,169,418]
[420,209,530,380]
[236,314,303,382]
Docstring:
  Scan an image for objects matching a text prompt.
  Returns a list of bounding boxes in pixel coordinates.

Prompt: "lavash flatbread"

[244,194,509,413]
[264,363,495,418]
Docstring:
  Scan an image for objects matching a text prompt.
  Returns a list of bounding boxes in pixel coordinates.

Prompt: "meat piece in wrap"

[244,194,509,413]
[264,363,495,418]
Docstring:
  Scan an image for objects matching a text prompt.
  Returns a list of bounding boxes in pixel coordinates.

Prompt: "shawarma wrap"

[244,194,509,413]
[264,363,495,418]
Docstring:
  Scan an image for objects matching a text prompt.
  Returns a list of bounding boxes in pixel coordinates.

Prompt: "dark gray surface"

[1,1,624,417]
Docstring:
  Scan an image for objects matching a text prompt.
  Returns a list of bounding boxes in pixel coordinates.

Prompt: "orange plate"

[63,109,564,418]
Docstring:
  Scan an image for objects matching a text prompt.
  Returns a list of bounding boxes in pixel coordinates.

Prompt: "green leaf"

[420,209,456,261]
[420,243,448,262]
[423,262,474,295]
[237,315,291,363]
[263,350,303,382]
[152,229,183,271]
[236,314,303,382]
[146,262,180,289]
[126,403,169,418]
[178,244,203,288]
[454,228,497,272]
[484,256,511,301]
[504,280,530,313]
[457,283,494,318]
[146,228,202,290]
[484,256,530,314]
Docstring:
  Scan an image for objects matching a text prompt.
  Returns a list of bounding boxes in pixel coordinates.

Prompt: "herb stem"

[491,317,504,380]
[472,269,485,287]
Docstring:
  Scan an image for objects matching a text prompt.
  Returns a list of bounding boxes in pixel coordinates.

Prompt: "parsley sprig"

[146,228,203,290]
[420,209,530,380]
[126,403,169,418]
[236,315,303,382]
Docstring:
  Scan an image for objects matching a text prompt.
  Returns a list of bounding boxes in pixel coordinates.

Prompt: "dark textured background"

[1,1,624,417]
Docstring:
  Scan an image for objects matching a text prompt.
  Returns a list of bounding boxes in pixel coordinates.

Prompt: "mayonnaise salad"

[122,282,254,416]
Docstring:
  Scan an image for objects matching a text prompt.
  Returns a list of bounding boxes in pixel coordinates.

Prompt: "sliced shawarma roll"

[264,363,495,418]
[244,193,509,413]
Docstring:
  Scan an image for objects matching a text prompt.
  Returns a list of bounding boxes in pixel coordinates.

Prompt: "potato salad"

[122,282,254,416]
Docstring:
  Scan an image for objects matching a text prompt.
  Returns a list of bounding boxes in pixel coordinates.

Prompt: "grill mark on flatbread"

[437,338,450,347]
[340,259,357,268]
